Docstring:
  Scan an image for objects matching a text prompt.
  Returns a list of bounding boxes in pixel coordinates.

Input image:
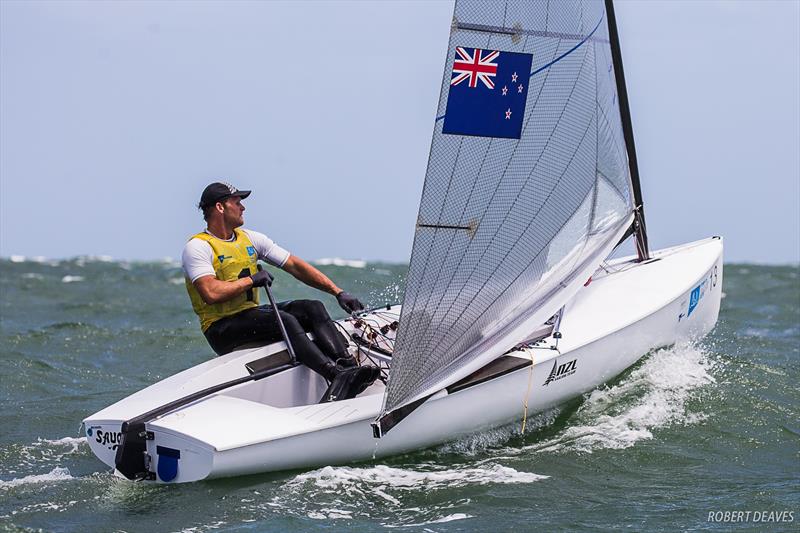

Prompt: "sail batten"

[378,0,637,428]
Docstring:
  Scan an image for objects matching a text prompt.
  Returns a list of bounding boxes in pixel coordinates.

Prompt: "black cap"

[199,182,251,208]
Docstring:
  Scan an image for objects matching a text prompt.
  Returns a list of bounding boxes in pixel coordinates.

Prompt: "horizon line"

[1,254,798,268]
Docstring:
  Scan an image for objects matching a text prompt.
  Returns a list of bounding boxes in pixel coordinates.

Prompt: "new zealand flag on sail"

[442,47,533,139]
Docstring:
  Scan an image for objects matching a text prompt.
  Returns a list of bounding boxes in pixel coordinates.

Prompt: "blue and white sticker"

[687,282,704,316]
[686,264,719,318]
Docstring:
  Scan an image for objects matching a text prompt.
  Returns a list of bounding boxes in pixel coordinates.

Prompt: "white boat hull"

[84,237,723,482]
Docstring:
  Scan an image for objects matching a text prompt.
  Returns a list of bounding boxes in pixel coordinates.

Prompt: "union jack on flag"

[442,46,533,139]
[451,47,499,89]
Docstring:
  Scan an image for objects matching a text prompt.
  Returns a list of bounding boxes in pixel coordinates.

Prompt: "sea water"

[0,258,797,532]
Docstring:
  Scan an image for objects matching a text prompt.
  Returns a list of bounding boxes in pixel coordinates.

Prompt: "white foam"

[7,255,54,264]
[314,257,367,268]
[61,275,84,283]
[270,463,499,526]
[6,499,80,516]
[428,513,471,523]
[742,327,772,338]
[290,463,547,491]
[36,436,87,453]
[73,254,116,265]
[437,408,561,456]
[0,467,74,489]
[11,437,88,474]
[307,508,354,520]
[369,283,404,305]
[160,257,181,268]
[521,343,715,454]
[22,273,44,279]
[274,463,532,525]
[384,513,473,528]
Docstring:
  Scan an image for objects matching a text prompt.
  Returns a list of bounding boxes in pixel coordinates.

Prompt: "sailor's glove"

[336,291,364,314]
[250,270,274,288]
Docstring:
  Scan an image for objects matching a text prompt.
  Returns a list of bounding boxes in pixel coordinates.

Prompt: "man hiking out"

[181,181,378,402]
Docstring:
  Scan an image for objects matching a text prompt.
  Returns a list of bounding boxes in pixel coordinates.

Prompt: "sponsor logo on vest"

[246,246,256,256]
[543,358,577,386]
[217,254,232,263]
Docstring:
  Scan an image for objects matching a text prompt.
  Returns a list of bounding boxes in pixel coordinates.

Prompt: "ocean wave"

[4,437,89,476]
[2,255,182,269]
[268,462,542,524]
[384,513,473,527]
[74,255,115,267]
[7,255,59,266]
[514,343,715,455]
[34,436,87,453]
[314,258,367,268]
[61,275,85,283]
[288,463,547,491]
[0,467,74,489]
[9,255,48,263]
[434,408,561,456]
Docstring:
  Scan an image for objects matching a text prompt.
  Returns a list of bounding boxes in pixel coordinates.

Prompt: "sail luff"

[377,23,463,414]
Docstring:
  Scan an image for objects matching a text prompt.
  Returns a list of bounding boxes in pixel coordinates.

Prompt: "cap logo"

[222,182,237,194]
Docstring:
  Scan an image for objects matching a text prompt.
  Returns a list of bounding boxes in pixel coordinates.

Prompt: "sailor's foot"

[320,366,380,403]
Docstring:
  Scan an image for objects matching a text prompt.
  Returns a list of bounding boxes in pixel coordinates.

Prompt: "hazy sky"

[1,0,798,264]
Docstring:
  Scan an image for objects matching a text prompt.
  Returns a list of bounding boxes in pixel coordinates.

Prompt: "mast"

[605,0,650,261]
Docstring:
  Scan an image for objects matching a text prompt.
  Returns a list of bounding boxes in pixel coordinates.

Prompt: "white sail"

[380,0,635,426]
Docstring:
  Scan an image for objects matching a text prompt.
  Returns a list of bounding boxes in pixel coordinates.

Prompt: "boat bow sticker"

[543,358,577,386]
[156,446,180,482]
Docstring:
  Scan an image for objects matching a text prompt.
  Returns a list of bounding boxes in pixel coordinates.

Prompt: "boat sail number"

[543,359,577,386]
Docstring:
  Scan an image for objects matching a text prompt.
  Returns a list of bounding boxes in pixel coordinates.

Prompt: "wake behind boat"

[84,0,723,482]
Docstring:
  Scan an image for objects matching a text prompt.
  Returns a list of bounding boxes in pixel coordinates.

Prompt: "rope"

[520,348,536,433]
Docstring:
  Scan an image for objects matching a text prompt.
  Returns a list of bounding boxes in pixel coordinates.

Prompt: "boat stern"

[83,416,217,483]
[83,419,124,469]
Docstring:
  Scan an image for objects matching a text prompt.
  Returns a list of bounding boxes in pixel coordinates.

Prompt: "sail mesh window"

[383,0,634,417]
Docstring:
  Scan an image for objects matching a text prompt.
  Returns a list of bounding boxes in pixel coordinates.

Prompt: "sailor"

[181,181,378,402]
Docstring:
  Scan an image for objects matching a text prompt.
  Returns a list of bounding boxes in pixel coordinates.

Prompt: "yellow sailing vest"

[185,229,260,331]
